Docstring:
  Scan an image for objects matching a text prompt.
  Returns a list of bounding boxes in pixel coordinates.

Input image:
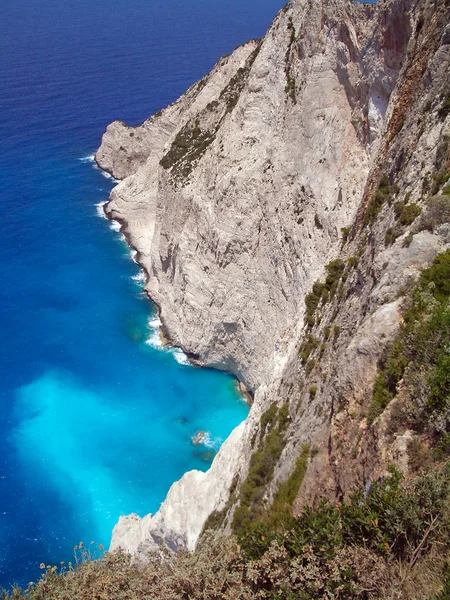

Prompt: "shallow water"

[0,0,284,586]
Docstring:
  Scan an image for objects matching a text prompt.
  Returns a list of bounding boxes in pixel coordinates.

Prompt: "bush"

[266,444,310,528]
[309,385,318,399]
[4,467,450,600]
[397,202,422,226]
[364,175,393,225]
[368,250,450,444]
[232,403,290,534]
[341,226,350,242]
[419,195,450,231]
[438,94,450,120]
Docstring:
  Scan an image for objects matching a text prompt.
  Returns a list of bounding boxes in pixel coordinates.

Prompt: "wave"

[99,170,119,182]
[132,271,146,285]
[172,349,190,365]
[191,431,221,449]
[79,153,119,183]
[95,201,108,220]
[145,316,163,349]
[145,317,191,366]
[95,204,123,236]
[109,220,121,232]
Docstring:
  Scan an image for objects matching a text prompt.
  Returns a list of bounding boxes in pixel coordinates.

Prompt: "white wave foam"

[132,271,146,285]
[144,329,163,349]
[171,348,190,365]
[79,153,119,183]
[144,317,191,365]
[192,431,221,449]
[100,170,119,182]
[145,316,163,349]
[95,201,108,220]
[109,220,121,232]
[148,316,161,329]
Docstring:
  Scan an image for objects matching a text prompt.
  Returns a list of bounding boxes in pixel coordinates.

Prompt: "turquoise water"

[0,0,285,586]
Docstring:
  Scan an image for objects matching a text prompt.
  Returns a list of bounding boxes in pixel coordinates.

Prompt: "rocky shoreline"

[97,0,450,556]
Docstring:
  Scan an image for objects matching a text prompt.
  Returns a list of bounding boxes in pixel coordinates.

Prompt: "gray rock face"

[97,0,450,555]
[97,0,398,392]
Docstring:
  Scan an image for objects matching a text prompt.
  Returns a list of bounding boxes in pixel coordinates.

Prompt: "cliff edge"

[96,0,450,556]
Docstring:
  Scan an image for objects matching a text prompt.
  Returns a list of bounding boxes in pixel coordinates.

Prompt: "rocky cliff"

[96,0,450,555]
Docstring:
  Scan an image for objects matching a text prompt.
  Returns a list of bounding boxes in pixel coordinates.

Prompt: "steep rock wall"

[97,0,450,554]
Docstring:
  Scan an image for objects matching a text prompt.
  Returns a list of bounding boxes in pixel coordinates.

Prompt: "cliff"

[96,0,450,557]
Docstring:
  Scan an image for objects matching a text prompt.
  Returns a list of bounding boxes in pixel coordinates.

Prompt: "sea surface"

[0,0,285,587]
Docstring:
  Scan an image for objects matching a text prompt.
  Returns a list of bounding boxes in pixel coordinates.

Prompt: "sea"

[0,0,286,587]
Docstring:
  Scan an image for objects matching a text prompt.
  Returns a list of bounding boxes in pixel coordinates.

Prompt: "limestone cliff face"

[97,0,450,555]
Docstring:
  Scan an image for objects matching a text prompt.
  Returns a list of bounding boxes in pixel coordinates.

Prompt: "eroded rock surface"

[97,0,450,555]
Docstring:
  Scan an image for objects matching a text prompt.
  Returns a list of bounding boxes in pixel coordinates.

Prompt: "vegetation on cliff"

[368,249,450,453]
[3,464,450,599]
[4,245,450,598]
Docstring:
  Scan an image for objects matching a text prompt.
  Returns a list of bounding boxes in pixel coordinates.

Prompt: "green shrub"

[432,170,450,195]
[364,175,393,225]
[260,402,278,433]
[5,467,450,600]
[267,444,310,528]
[309,385,318,399]
[159,122,216,178]
[438,94,450,119]
[341,226,350,242]
[385,226,398,246]
[368,250,450,441]
[299,334,320,364]
[419,195,450,231]
[232,403,290,534]
[347,255,358,269]
[397,202,422,226]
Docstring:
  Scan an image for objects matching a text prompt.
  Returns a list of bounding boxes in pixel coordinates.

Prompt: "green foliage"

[397,202,422,226]
[433,563,450,599]
[419,249,450,300]
[368,372,394,422]
[438,94,450,120]
[267,444,310,528]
[5,467,450,600]
[237,465,450,598]
[364,175,394,225]
[341,226,350,242]
[325,259,345,298]
[340,465,450,559]
[368,250,450,441]
[309,385,318,399]
[385,226,398,246]
[284,16,297,103]
[419,195,450,231]
[347,255,358,269]
[432,170,450,195]
[232,403,291,534]
[260,402,279,433]
[299,334,320,364]
[303,259,346,327]
[159,43,261,180]
[159,120,215,177]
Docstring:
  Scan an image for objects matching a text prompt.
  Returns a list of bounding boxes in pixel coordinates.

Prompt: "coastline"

[98,197,252,404]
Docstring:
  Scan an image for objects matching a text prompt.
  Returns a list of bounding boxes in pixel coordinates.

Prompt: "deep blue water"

[0,0,285,587]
